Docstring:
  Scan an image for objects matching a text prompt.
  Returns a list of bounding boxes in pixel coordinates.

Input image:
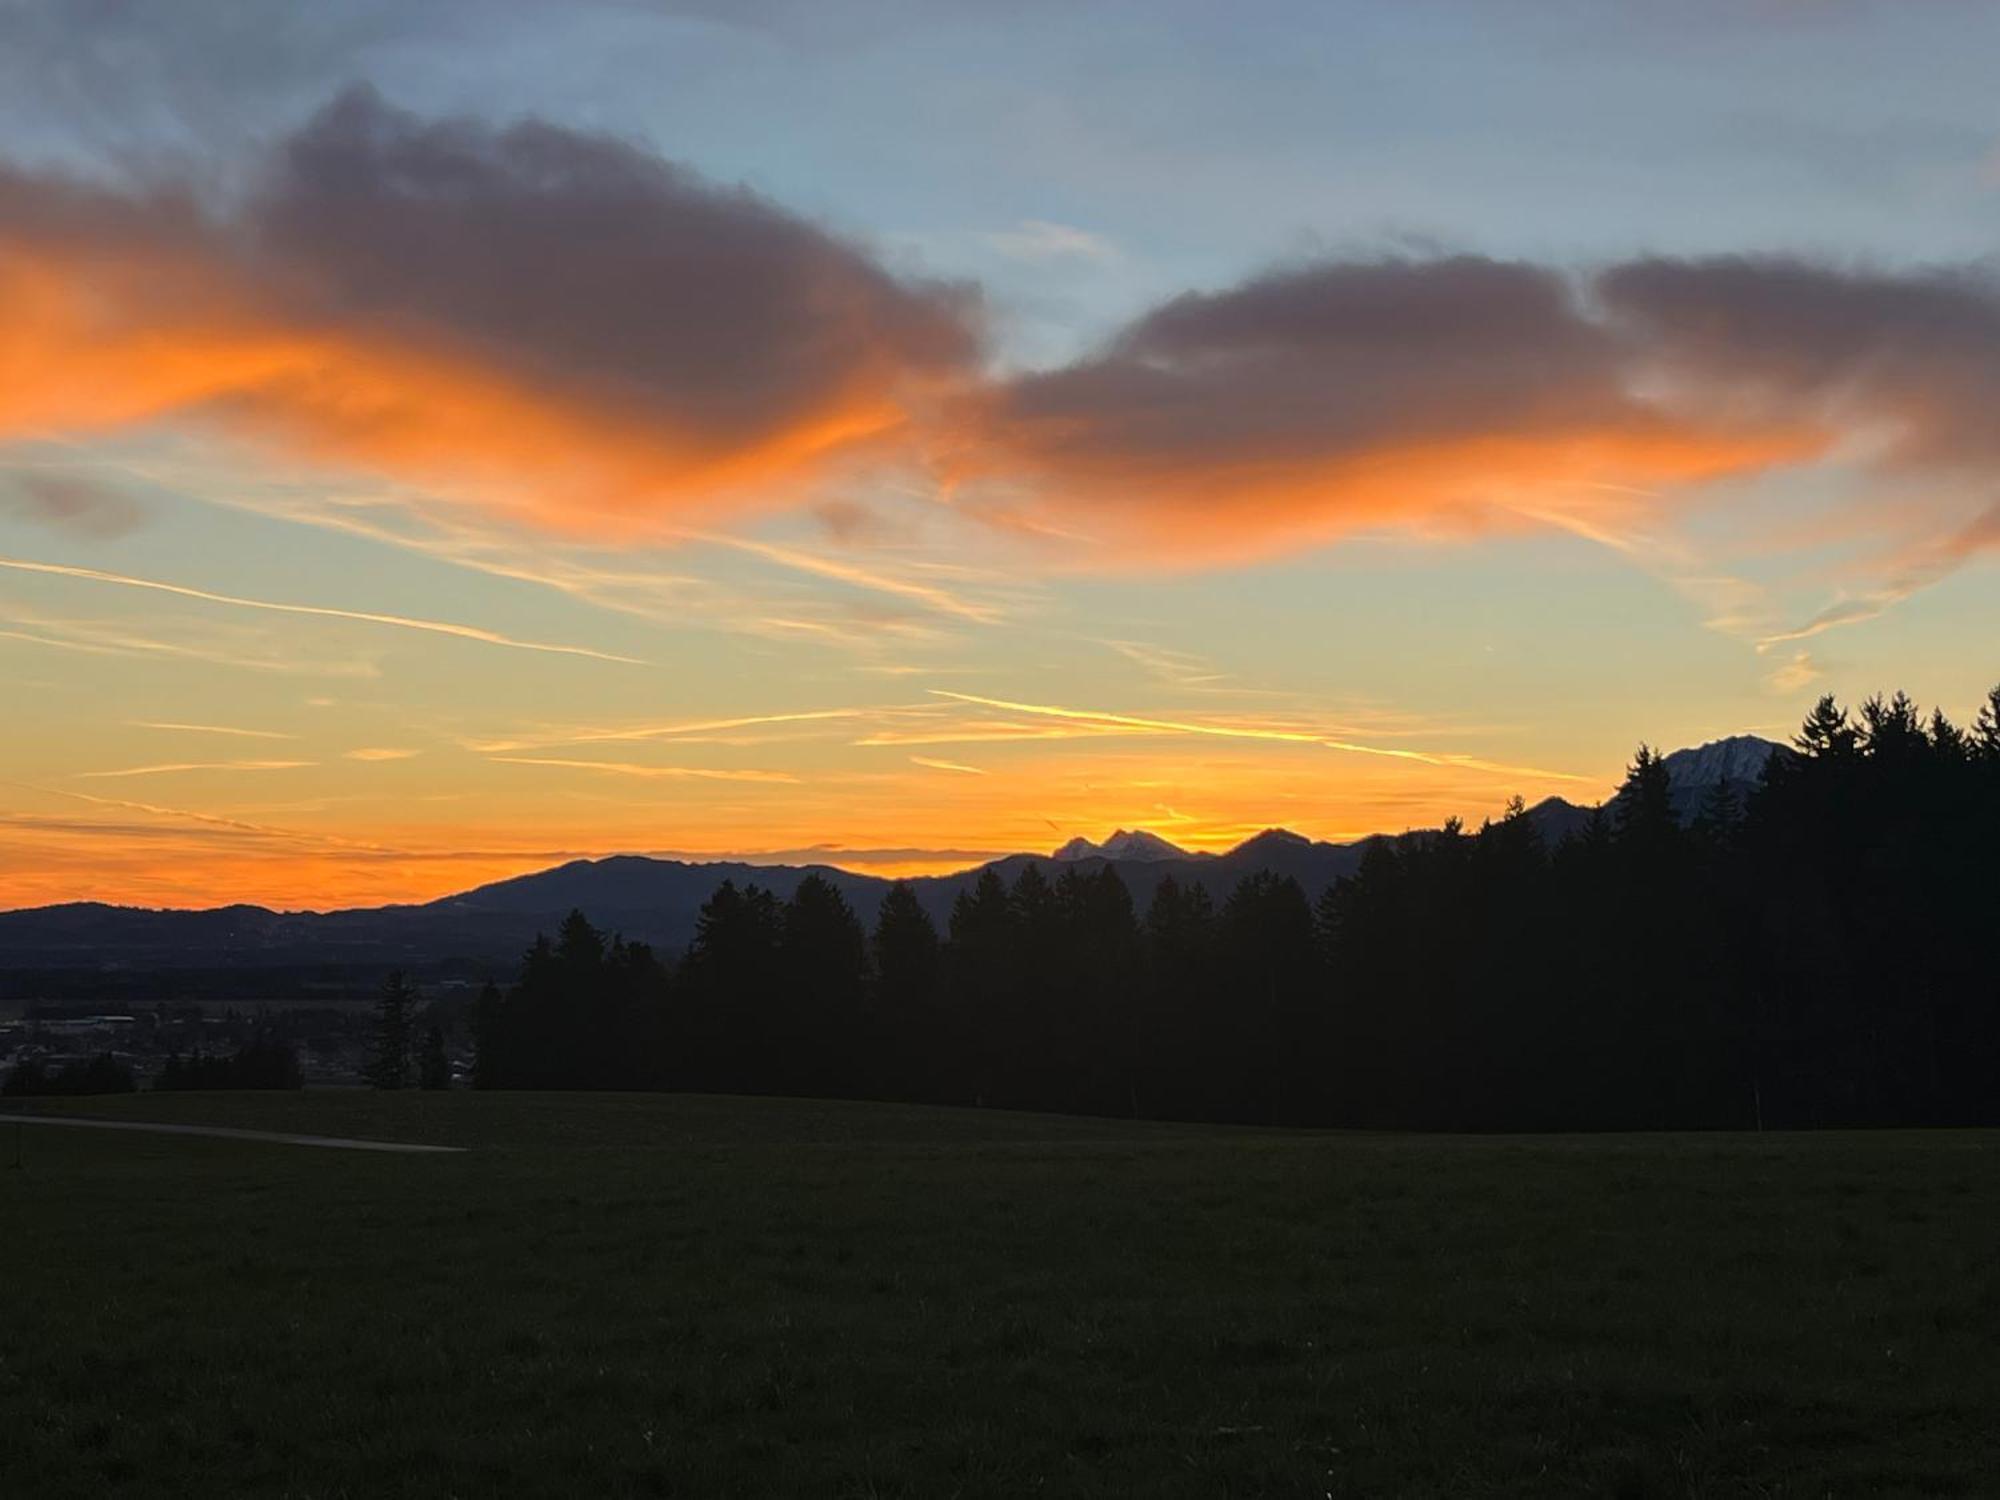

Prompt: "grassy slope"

[0,1093,1995,1498]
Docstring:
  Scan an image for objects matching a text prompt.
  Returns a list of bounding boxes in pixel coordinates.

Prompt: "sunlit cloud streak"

[1755,499,2000,647]
[928,691,1591,781]
[0,599,380,675]
[31,793,593,867]
[13,782,392,853]
[77,759,315,779]
[0,555,642,663]
[486,756,802,784]
[1764,650,1824,694]
[463,708,886,754]
[130,721,295,739]
[851,720,1139,747]
[677,529,1004,624]
[170,476,1015,650]
[908,755,988,775]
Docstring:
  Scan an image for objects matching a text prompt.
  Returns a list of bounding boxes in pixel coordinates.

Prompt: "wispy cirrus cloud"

[486,756,802,784]
[0,599,379,676]
[0,554,640,663]
[1764,650,1824,694]
[908,755,988,775]
[130,720,294,739]
[926,690,1592,782]
[1755,499,2000,648]
[164,473,1021,652]
[462,708,885,755]
[76,759,315,779]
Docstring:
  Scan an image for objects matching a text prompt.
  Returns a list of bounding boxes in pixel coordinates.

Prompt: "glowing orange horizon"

[0,733,1612,912]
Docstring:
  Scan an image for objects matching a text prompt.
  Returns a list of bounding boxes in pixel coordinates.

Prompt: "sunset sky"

[3,0,1998,910]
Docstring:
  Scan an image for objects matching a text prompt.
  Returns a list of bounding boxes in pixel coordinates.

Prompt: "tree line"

[157,1030,304,1092]
[466,687,2000,1130]
[1,1052,138,1098]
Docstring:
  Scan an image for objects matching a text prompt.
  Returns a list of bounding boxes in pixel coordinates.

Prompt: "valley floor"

[1,1092,1994,1497]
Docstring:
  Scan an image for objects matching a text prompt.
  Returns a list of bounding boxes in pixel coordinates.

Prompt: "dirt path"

[0,1112,465,1154]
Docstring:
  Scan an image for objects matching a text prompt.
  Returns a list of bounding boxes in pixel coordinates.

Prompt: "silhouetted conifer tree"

[680,881,784,1092]
[779,874,869,1096]
[942,868,1014,1103]
[1144,874,1217,1118]
[471,981,504,1090]
[418,1026,451,1090]
[872,881,941,1097]
[1217,871,1319,1123]
[369,971,416,1090]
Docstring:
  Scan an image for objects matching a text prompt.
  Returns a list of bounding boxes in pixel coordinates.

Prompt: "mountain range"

[0,736,1783,974]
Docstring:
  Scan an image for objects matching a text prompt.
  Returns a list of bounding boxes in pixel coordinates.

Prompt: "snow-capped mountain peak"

[1099,829,1187,861]
[1660,735,1783,790]
[1052,829,1189,862]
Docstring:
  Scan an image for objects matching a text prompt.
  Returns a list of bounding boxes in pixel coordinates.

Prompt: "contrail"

[130,721,296,740]
[0,555,644,665]
[466,707,877,753]
[488,756,801,784]
[928,690,1591,782]
[77,760,315,779]
[909,755,989,775]
[681,530,1004,623]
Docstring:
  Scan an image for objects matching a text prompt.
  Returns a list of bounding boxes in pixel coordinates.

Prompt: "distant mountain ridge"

[0,735,1785,970]
[1053,829,1193,862]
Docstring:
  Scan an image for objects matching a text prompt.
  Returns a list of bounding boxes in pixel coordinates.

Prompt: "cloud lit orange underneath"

[0,237,945,537]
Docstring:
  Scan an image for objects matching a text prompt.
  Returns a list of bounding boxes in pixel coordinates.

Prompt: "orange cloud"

[947,257,1820,566]
[0,87,978,535]
[5,93,1997,610]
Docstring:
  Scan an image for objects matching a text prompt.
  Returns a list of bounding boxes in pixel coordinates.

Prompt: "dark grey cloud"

[957,250,2000,576]
[1599,255,2000,468]
[995,257,1633,471]
[956,256,1778,560]
[256,86,979,446]
[1,474,148,538]
[0,86,983,527]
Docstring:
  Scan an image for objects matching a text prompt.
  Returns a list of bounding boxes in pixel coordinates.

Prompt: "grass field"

[1,1093,1995,1497]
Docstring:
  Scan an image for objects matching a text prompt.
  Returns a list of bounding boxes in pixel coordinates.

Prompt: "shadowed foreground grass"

[1,1093,1994,1497]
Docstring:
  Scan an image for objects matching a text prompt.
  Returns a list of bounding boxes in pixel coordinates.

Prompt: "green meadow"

[1,1093,1994,1497]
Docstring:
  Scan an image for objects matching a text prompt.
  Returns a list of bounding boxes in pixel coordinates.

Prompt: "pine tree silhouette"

[369,972,416,1090]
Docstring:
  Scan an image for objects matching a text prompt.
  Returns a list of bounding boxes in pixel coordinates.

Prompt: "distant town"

[0,982,477,1090]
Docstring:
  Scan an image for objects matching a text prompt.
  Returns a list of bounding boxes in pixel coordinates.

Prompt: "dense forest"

[468,688,2000,1130]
